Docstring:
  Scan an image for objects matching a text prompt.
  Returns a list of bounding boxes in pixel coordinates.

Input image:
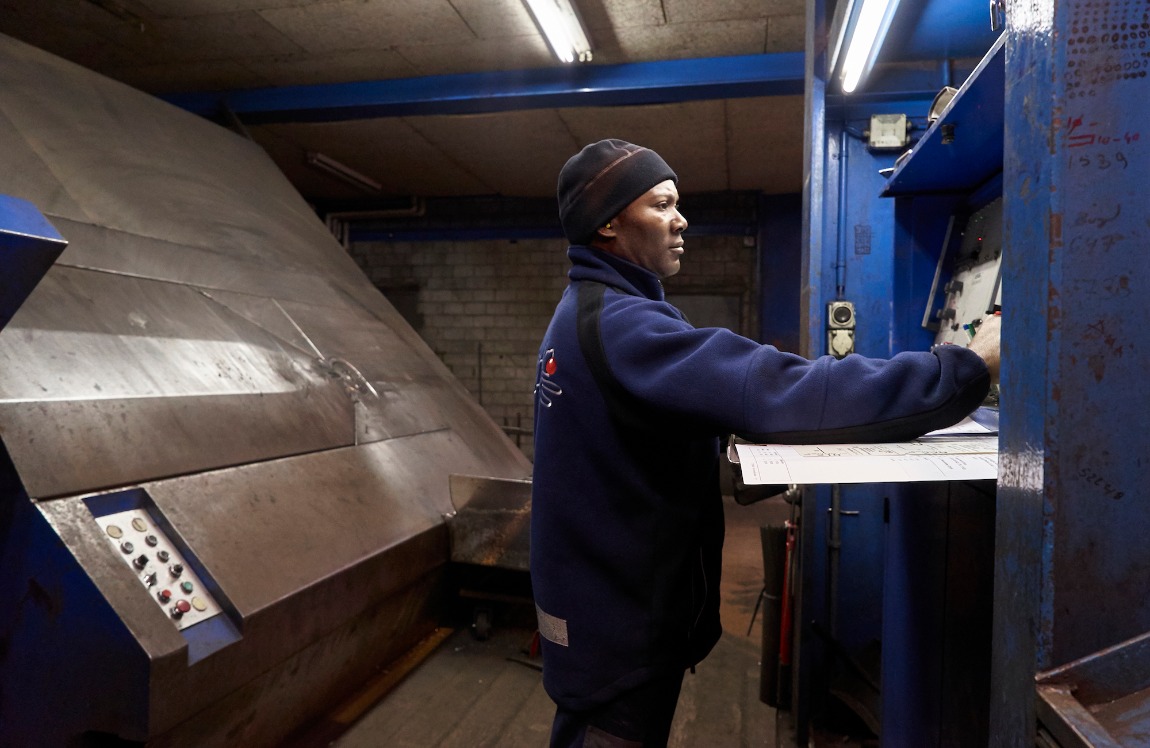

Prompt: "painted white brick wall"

[349,235,756,460]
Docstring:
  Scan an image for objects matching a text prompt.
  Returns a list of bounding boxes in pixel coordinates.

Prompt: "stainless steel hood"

[0,33,531,746]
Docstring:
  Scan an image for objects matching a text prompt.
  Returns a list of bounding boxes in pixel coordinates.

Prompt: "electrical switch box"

[868,114,910,150]
[827,300,856,358]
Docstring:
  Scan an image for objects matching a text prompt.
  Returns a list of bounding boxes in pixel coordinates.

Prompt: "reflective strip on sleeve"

[536,604,569,647]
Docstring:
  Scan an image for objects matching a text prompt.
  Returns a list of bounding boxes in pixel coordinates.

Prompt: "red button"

[175,600,191,614]
[157,589,172,602]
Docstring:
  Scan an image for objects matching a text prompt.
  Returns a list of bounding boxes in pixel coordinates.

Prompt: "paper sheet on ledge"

[732,416,998,485]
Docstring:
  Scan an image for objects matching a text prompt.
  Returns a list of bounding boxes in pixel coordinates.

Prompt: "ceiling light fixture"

[306,151,382,193]
[838,0,901,93]
[522,0,592,64]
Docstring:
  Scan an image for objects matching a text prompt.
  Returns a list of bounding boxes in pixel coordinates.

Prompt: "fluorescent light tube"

[306,151,382,193]
[840,0,900,93]
[523,0,592,64]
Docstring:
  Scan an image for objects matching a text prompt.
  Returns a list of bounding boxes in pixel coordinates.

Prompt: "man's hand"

[968,313,1001,384]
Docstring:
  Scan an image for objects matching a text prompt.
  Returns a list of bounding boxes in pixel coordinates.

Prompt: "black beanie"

[557,139,677,245]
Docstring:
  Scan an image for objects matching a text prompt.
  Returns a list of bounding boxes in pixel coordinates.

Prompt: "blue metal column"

[992,0,1150,744]
[794,0,834,740]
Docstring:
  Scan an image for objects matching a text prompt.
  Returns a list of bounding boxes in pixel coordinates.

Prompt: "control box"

[827,300,856,358]
[931,198,1003,347]
[94,508,222,630]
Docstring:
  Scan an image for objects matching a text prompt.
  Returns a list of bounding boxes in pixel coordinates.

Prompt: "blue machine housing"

[794,0,1150,745]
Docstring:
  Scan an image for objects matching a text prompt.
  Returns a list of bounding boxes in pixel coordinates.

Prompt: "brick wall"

[348,234,758,460]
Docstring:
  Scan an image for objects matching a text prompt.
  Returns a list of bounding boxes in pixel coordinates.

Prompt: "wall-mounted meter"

[827,300,856,358]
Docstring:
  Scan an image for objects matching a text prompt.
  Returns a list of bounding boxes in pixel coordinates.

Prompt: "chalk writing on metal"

[1078,467,1126,501]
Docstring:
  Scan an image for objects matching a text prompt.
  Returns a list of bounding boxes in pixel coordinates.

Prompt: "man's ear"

[595,221,616,240]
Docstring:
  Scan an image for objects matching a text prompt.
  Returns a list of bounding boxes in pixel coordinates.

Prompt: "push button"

[120,541,134,555]
[145,535,158,547]
[131,518,147,532]
[169,599,191,619]
[156,550,170,563]
[168,563,183,578]
[106,525,123,539]
[180,581,194,594]
[157,589,172,603]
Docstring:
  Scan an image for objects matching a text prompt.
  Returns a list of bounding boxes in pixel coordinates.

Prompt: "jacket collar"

[566,244,665,302]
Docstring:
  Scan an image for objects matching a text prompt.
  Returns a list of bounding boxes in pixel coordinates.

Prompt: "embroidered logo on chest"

[535,348,562,407]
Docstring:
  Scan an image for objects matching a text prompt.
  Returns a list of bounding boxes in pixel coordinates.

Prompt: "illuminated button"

[131,518,147,532]
[156,550,170,563]
[191,597,207,612]
[180,581,194,594]
[168,563,183,578]
[120,541,135,555]
[157,589,172,602]
[145,535,158,547]
[133,555,149,570]
[106,525,123,539]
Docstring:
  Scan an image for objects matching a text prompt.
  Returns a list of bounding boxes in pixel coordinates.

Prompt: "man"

[530,139,1000,747]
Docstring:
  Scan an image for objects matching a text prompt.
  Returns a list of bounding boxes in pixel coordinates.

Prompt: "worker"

[530,138,1000,747]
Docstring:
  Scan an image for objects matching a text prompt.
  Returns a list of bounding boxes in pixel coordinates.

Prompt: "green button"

[180,581,194,594]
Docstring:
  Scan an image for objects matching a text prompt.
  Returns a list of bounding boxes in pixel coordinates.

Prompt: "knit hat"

[557,139,677,244]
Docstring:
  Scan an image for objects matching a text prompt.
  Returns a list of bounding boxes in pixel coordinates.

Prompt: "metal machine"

[789,0,1150,744]
[0,34,532,746]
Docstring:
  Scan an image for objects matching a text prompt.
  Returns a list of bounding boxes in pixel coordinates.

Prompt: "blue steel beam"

[162,53,804,124]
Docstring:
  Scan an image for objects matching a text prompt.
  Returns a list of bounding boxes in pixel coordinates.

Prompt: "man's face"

[603,179,688,279]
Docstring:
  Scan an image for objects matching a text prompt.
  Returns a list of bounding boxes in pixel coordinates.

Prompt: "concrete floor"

[299,495,868,747]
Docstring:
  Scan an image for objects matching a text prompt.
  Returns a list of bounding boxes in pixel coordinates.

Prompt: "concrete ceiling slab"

[727,95,805,193]
[0,0,813,206]
[408,108,579,196]
[239,48,420,88]
[258,0,476,54]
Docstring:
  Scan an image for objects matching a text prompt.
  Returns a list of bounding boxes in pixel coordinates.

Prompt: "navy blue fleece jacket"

[530,245,989,711]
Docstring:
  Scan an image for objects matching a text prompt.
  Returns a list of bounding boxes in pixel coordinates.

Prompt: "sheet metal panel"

[0,265,355,497]
[1037,629,1150,748]
[0,31,532,746]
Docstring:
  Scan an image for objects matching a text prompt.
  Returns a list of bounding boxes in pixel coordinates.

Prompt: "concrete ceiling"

[0,0,809,208]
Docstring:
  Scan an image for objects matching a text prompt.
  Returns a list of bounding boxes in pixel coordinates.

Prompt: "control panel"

[95,508,222,630]
[932,197,1003,347]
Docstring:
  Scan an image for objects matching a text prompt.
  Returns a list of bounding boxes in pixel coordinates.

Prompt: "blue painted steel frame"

[0,194,67,333]
[992,1,1150,745]
[803,1,1150,745]
[798,2,1005,745]
[164,53,804,123]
